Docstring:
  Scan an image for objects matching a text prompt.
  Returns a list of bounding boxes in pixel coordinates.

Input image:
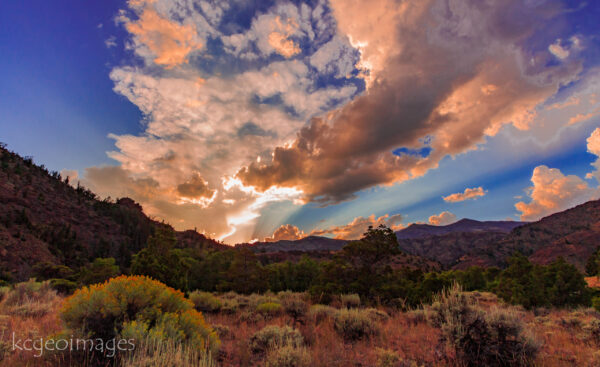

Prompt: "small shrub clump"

[279,293,309,320]
[265,345,312,367]
[189,291,223,313]
[249,325,304,354]
[308,305,336,324]
[428,284,539,367]
[340,294,361,309]
[256,302,283,317]
[2,279,59,317]
[584,319,600,343]
[333,309,379,341]
[376,348,401,367]
[365,308,390,322]
[61,275,220,357]
[592,296,600,312]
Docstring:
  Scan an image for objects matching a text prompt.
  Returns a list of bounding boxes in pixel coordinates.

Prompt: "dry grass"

[0,280,63,367]
[0,286,599,366]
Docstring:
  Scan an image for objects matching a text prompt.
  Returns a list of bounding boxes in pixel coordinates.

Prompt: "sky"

[1,0,599,244]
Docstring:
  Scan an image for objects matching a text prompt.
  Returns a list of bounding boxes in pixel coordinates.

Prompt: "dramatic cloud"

[586,127,600,181]
[264,224,305,242]
[443,187,486,203]
[310,213,403,240]
[428,211,457,226]
[81,0,363,243]
[515,165,599,221]
[79,0,597,243]
[237,0,583,204]
[121,3,203,68]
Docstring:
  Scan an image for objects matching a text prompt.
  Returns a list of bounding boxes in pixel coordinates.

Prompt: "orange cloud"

[125,7,202,68]
[268,16,301,58]
[586,127,600,181]
[310,213,403,240]
[515,165,599,221]
[237,0,581,204]
[428,211,457,226]
[264,224,305,242]
[443,187,486,203]
[176,173,214,200]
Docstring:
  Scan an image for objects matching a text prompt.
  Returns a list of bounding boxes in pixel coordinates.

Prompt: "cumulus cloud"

[443,187,486,203]
[548,36,583,60]
[515,165,599,221]
[586,127,600,181]
[516,128,600,220]
[80,0,362,243]
[264,224,305,242]
[79,0,596,243]
[237,0,583,204]
[121,3,203,68]
[428,211,457,226]
[310,213,403,240]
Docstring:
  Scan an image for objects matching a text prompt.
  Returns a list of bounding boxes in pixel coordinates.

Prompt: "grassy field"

[1,281,600,367]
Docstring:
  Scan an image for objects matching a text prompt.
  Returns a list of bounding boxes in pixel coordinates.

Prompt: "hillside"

[395,200,600,270]
[0,145,225,280]
[396,218,525,239]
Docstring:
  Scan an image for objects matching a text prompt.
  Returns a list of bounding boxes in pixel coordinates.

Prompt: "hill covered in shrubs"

[0,144,226,281]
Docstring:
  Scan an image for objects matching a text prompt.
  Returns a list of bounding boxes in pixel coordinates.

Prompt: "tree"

[586,247,600,276]
[311,225,401,303]
[225,248,268,294]
[544,257,591,308]
[131,227,188,290]
[79,258,120,285]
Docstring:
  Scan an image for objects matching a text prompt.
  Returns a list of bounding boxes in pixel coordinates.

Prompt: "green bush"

[2,279,59,317]
[279,293,309,320]
[256,302,283,317]
[429,284,539,366]
[340,294,361,309]
[375,348,400,367]
[220,298,240,314]
[584,319,600,343]
[49,278,78,294]
[265,345,312,367]
[308,304,336,324]
[61,275,219,357]
[249,325,304,354]
[592,296,600,312]
[189,291,223,313]
[365,308,390,322]
[333,309,379,341]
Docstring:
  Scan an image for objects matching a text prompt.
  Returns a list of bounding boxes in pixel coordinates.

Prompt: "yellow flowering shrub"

[61,275,219,354]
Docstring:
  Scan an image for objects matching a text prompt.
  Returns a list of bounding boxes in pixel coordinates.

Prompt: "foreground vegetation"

[1,278,600,366]
[2,220,600,366]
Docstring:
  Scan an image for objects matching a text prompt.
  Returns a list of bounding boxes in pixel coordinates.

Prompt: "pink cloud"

[515,165,599,221]
[309,213,403,240]
[443,187,486,203]
[428,211,457,226]
[264,224,306,242]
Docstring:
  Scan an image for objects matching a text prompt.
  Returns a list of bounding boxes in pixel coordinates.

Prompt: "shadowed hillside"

[394,200,600,270]
[0,144,226,280]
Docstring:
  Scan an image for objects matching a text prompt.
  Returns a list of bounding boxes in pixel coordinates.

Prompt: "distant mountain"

[0,145,226,280]
[396,218,526,239]
[395,200,600,270]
